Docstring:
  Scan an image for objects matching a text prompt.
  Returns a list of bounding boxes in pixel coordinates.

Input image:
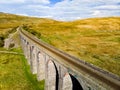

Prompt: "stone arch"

[21,37,24,49]
[37,51,45,81]
[24,38,26,42]
[62,73,83,90]
[22,39,26,55]
[30,45,33,65]
[30,45,37,74]
[70,74,83,90]
[46,60,58,90]
[25,41,28,59]
[62,73,73,90]
[26,42,30,64]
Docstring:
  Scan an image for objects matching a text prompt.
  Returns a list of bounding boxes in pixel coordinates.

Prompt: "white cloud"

[92,10,102,16]
[24,0,120,20]
[16,13,29,16]
[0,0,50,4]
[0,0,25,4]
[28,0,50,4]
[23,4,51,16]
[26,5,50,10]
[38,15,53,18]
[95,5,120,10]
[48,0,83,20]
[0,0,120,21]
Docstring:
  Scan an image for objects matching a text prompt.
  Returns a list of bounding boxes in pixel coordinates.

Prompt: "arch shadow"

[70,74,83,90]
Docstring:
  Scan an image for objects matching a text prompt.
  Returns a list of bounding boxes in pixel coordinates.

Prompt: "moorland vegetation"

[0,12,120,76]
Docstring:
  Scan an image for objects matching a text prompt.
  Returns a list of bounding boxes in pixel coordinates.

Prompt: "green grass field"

[0,48,44,90]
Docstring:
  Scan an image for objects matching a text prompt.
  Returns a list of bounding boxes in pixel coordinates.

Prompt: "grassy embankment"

[29,17,120,76]
[0,12,120,76]
[0,48,44,90]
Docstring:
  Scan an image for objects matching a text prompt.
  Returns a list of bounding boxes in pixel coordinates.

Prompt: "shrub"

[9,43,15,48]
[0,34,5,47]
[22,25,41,39]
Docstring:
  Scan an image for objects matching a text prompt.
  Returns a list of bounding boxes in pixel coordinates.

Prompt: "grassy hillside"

[0,12,120,76]
[0,48,44,90]
[28,17,120,76]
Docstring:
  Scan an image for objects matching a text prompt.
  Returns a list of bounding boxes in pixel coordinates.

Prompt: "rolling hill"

[0,12,120,76]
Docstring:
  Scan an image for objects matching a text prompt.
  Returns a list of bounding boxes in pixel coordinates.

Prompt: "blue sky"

[0,0,120,21]
[50,0,63,4]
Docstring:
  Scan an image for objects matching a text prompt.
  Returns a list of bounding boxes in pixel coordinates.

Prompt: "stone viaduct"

[18,27,120,90]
